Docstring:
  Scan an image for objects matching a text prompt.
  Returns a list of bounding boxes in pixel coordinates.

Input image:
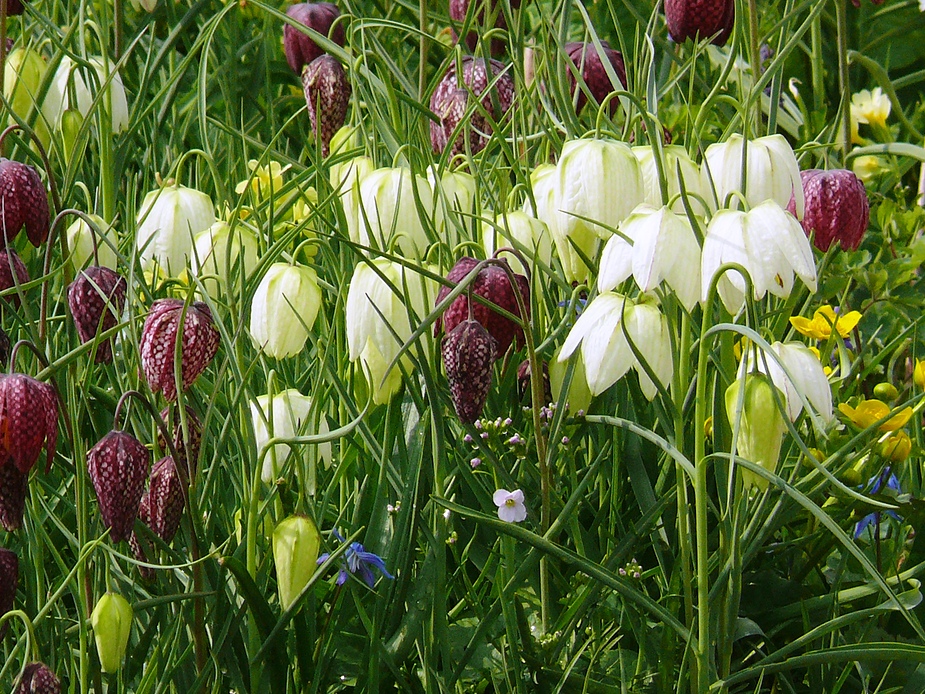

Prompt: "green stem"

[674,311,695,637]
[835,0,851,164]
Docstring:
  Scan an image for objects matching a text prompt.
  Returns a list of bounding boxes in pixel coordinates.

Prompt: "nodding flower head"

[0,159,49,247]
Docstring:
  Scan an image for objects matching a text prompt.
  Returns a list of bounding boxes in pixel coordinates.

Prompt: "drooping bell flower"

[67,266,127,364]
[443,319,497,423]
[66,214,119,270]
[283,2,346,76]
[139,456,185,543]
[0,248,29,307]
[192,220,259,299]
[0,461,27,531]
[633,144,711,215]
[430,56,515,156]
[345,259,435,404]
[4,47,50,148]
[665,0,735,46]
[788,169,869,252]
[703,134,803,216]
[0,374,57,475]
[434,256,530,359]
[725,373,788,490]
[302,55,351,157]
[273,515,321,610]
[249,263,323,360]
[355,167,434,257]
[564,41,626,116]
[0,159,49,246]
[701,200,817,314]
[558,292,673,399]
[250,389,332,483]
[13,662,61,694]
[428,165,477,246]
[90,593,133,673]
[139,299,220,402]
[158,405,202,477]
[0,546,17,637]
[598,205,702,312]
[136,183,216,277]
[42,56,129,134]
[87,430,150,543]
[449,0,519,55]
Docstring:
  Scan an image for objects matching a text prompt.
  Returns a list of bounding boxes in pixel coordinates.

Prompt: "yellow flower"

[790,305,860,341]
[914,360,925,389]
[235,159,291,199]
[879,431,912,463]
[837,399,913,431]
[850,88,890,128]
[852,154,887,183]
[291,188,319,225]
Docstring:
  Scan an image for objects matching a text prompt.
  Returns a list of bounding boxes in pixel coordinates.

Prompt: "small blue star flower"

[854,467,902,539]
[317,530,395,588]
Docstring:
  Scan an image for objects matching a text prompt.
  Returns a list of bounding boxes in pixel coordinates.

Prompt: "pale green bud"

[249,263,322,359]
[192,220,259,299]
[725,373,788,490]
[90,593,133,673]
[67,214,119,270]
[272,515,321,611]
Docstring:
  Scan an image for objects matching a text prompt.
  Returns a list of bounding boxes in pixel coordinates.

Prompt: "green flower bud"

[90,593,133,673]
[725,373,788,490]
[4,48,51,148]
[272,515,320,611]
[873,382,899,402]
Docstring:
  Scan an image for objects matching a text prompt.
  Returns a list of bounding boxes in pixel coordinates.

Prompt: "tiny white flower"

[493,488,527,523]
[703,134,804,217]
[598,204,702,312]
[743,341,833,425]
[701,200,817,314]
[558,293,672,399]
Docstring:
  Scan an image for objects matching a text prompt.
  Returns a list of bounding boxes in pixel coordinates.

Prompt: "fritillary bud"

[67,266,127,364]
[302,55,351,157]
[273,515,320,610]
[564,41,627,116]
[90,593,133,673]
[87,431,150,543]
[140,456,185,542]
[283,2,345,75]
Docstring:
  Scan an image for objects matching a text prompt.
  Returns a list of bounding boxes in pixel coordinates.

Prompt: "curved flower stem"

[0,609,38,662]
[40,208,98,343]
[111,389,208,676]
[9,339,50,372]
[693,263,754,693]
[835,0,851,164]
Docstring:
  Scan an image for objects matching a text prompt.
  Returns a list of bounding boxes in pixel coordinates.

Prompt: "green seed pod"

[272,515,320,611]
[90,593,133,673]
[60,107,84,168]
[873,382,899,402]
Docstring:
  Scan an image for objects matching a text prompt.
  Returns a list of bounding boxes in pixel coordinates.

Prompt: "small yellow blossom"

[291,188,319,225]
[837,399,913,431]
[790,305,860,341]
[850,88,891,128]
[914,360,925,389]
[235,159,291,199]
[879,431,912,463]
[704,416,714,439]
[852,154,887,183]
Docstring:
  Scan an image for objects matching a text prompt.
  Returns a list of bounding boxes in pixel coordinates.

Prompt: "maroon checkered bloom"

[0,248,29,307]
[67,267,127,364]
[0,546,17,639]
[140,299,220,402]
[789,169,870,252]
[0,374,58,475]
[302,55,351,156]
[13,662,61,694]
[0,159,50,247]
[434,257,530,359]
[565,42,627,116]
[283,2,345,75]
[87,430,150,543]
[0,461,27,531]
[448,0,520,55]
[430,57,515,156]
[443,319,497,423]
[139,456,185,543]
[665,0,735,46]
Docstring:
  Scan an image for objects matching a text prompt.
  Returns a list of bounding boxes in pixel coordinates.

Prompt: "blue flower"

[854,467,902,539]
[317,530,394,588]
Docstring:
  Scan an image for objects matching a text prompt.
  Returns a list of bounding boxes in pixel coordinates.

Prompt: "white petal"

[774,342,833,423]
[701,210,749,313]
[624,303,673,400]
[493,489,512,507]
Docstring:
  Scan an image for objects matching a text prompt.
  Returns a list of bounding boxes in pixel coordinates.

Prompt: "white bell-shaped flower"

[192,220,259,299]
[330,155,374,246]
[482,210,552,276]
[66,214,119,270]
[250,263,323,359]
[701,200,816,314]
[251,389,332,483]
[742,341,833,424]
[633,145,710,215]
[345,259,434,404]
[427,166,477,247]
[703,134,804,216]
[136,183,216,277]
[558,292,672,399]
[598,204,701,312]
[42,55,129,134]
[526,163,591,283]
[4,47,51,147]
[356,167,434,257]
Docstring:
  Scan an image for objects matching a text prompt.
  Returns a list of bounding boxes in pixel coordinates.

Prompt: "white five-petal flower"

[598,204,702,312]
[493,489,527,523]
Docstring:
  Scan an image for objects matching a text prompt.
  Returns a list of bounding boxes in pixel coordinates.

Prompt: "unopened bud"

[90,593,133,673]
